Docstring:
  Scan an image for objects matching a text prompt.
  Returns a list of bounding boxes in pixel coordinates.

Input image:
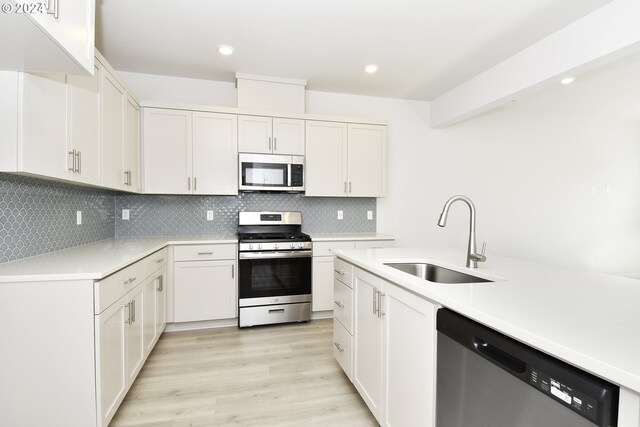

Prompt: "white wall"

[118,55,640,275]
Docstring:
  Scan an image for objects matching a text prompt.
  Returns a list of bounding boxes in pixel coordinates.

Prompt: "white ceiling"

[96,0,612,101]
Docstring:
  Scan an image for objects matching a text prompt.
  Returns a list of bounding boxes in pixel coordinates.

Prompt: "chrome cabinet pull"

[268,137,272,150]
[334,269,345,275]
[197,252,213,255]
[47,0,59,19]
[131,300,136,323]
[372,288,377,315]
[68,150,76,172]
[156,258,164,264]
[231,264,235,279]
[344,182,347,194]
[187,177,191,191]
[75,151,81,174]
[349,182,352,193]
[125,302,132,325]
[334,300,345,308]
[156,275,163,292]
[334,342,345,352]
[274,137,277,151]
[378,293,386,318]
[194,177,197,191]
[123,171,128,185]
[123,277,136,285]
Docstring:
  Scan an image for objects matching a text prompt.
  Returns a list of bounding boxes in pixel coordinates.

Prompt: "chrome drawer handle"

[334,269,345,275]
[334,342,345,352]
[334,300,345,308]
[197,252,213,255]
[123,277,136,285]
[156,258,164,263]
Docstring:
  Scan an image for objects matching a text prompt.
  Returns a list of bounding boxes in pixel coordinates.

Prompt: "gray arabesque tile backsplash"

[0,174,376,263]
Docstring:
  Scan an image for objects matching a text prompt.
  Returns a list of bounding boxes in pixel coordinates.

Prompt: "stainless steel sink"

[384,262,493,284]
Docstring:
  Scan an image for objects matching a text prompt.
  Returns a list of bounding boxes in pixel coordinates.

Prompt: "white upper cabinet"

[0,0,95,75]
[143,108,191,194]
[101,68,126,190]
[143,108,238,195]
[67,61,101,185]
[238,115,304,155]
[347,124,387,197]
[192,112,238,195]
[19,72,70,180]
[305,121,348,197]
[306,121,386,197]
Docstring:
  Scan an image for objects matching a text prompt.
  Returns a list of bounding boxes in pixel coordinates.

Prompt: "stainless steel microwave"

[238,153,304,192]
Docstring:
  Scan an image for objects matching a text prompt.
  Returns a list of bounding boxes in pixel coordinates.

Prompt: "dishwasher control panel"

[530,367,598,422]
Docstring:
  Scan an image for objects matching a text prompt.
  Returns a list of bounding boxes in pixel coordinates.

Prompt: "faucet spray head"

[437,210,448,227]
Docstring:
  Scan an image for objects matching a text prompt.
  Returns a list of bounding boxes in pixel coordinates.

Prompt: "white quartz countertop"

[333,247,640,393]
[0,236,237,283]
[309,233,395,242]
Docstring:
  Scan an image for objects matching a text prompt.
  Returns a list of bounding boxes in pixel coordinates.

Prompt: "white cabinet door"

[353,267,384,421]
[142,277,157,356]
[238,115,272,154]
[272,117,305,155]
[143,108,191,194]
[174,260,237,322]
[192,112,238,195]
[125,285,144,384]
[347,124,387,197]
[155,267,167,335]
[305,121,348,197]
[382,282,436,427]
[20,72,70,180]
[67,61,100,185]
[101,69,125,190]
[123,96,140,192]
[312,256,335,311]
[38,0,95,74]
[95,295,127,427]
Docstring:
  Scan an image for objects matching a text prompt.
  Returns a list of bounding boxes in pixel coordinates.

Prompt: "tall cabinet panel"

[101,69,125,190]
[305,121,348,196]
[67,61,101,185]
[143,108,191,194]
[192,112,238,195]
[124,96,140,192]
[347,124,387,197]
[19,72,70,180]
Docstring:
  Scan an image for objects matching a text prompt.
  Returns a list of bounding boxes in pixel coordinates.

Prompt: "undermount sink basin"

[384,262,493,284]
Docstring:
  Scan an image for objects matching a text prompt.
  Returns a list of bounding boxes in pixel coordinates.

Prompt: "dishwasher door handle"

[473,337,526,374]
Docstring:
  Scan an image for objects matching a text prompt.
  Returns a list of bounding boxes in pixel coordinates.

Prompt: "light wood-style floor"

[110,319,378,426]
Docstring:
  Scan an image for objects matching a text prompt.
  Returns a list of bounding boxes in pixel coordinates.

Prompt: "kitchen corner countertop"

[0,236,237,283]
[332,247,640,393]
[309,233,395,242]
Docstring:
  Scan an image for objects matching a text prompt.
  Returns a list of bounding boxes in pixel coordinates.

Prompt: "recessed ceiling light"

[560,76,575,85]
[364,64,379,74]
[218,45,235,56]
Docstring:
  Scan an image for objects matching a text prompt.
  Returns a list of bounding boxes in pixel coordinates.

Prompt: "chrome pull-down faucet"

[437,195,486,268]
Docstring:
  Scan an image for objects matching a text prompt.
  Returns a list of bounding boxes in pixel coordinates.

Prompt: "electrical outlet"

[207,210,214,221]
[122,209,130,221]
[367,211,373,220]
[337,210,344,220]
[76,211,82,225]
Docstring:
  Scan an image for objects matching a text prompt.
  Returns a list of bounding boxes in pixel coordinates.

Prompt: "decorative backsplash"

[0,174,115,263]
[115,192,376,236]
[0,173,377,264]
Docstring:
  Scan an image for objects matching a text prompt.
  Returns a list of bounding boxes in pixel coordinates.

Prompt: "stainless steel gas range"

[237,211,312,328]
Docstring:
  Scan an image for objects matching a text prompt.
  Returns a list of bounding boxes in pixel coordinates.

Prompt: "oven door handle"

[239,250,313,259]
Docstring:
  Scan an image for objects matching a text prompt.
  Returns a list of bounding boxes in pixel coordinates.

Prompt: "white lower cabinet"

[341,264,437,427]
[312,238,394,313]
[172,244,238,323]
[94,249,167,427]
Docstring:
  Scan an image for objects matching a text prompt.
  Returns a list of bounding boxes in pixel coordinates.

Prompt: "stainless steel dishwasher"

[436,308,618,427]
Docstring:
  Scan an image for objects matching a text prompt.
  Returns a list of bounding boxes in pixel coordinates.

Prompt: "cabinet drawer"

[354,239,395,249]
[333,318,353,380]
[334,279,354,334]
[333,258,354,288]
[173,244,236,261]
[95,261,145,314]
[312,241,355,257]
[145,248,168,277]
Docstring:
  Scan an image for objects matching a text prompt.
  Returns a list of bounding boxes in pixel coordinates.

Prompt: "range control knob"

[298,242,304,249]
[249,244,253,250]
[290,243,295,248]
[258,244,262,250]
[274,244,279,249]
